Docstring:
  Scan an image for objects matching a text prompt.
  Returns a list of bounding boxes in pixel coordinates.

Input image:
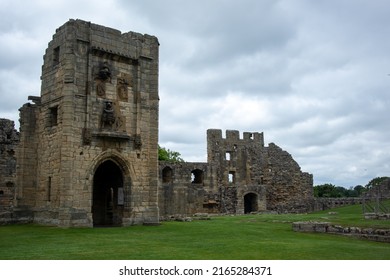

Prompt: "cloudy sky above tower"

[1,0,389,187]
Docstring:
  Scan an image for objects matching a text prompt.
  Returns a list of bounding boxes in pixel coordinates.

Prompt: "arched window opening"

[162,166,173,183]
[191,169,204,184]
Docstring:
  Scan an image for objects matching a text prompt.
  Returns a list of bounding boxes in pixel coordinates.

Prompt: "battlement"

[207,129,264,145]
[49,19,159,62]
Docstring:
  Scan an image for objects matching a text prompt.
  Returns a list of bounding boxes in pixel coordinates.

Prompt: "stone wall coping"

[292,221,390,243]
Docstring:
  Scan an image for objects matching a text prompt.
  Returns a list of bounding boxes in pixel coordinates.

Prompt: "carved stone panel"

[94,62,112,98]
[101,101,116,129]
[117,73,132,102]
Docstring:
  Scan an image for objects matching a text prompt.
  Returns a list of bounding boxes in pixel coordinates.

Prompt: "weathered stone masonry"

[158,129,314,218]
[1,19,160,227]
[0,20,314,227]
[0,119,19,216]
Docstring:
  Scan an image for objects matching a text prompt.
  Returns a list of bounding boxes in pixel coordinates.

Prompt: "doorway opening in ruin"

[244,193,258,214]
[92,160,124,227]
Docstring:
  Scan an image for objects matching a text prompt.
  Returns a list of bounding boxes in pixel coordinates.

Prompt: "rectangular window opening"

[53,46,60,66]
[225,151,231,161]
[228,171,235,184]
[49,106,58,127]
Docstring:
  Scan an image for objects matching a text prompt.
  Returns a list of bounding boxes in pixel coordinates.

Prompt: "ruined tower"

[15,19,160,227]
[207,129,313,213]
[206,129,267,214]
[158,129,313,218]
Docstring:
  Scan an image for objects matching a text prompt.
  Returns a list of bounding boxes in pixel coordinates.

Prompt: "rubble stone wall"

[158,129,314,217]
[293,221,390,243]
[313,197,364,211]
[0,119,19,217]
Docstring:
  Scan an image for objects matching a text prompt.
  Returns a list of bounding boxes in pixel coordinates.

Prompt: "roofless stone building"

[158,129,313,218]
[0,20,313,227]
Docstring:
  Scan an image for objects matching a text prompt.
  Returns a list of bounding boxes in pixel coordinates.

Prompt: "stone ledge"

[364,213,390,220]
[292,221,390,243]
[92,131,131,140]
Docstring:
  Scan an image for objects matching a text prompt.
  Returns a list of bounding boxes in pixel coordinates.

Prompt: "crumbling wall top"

[207,129,264,144]
[0,119,19,143]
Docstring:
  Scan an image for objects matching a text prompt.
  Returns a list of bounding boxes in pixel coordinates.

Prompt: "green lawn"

[0,204,389,260]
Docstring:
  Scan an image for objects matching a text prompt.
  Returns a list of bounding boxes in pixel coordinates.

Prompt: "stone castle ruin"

[159,129,313,218]
[0,19,313,227]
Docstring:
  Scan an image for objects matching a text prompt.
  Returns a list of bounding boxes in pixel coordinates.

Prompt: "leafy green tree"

[353,185,365,196]
[314,180,386,198]
[314,184,359,197]
[158,145,184,162]
[314,183,337,197]
[365,176,389,189]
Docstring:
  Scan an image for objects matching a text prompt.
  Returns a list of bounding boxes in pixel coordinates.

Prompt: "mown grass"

[0,203,389,260]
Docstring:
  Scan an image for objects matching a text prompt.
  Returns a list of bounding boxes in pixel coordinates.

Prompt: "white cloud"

[1,0,389,187]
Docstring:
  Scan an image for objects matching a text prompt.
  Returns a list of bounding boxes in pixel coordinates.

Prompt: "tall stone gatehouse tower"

[15,19,160,227]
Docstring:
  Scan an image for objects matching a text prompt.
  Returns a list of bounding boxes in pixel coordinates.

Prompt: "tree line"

[314,176,389,198]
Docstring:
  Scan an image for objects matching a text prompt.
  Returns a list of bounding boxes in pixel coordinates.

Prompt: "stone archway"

[244,193,258,214]
[92,160,124,226]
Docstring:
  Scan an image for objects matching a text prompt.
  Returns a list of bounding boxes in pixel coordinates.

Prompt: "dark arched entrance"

[244,193,258,214]
[92,160,124,226]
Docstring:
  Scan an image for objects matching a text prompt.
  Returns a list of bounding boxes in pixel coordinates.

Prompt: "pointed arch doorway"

[92,160,124,226]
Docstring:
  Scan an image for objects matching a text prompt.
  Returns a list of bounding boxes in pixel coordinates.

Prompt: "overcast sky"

[1,0,389,187]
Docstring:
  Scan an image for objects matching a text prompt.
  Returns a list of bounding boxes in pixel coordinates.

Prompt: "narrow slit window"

[53,46,60,66]
[48,176,52,201]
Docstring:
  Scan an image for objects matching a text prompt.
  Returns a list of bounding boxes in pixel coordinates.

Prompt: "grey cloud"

[1,0,390,187]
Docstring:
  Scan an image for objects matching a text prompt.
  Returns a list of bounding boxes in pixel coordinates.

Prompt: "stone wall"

[292,221,390,243]
[158,129,314,218]
[0,119,19,219]
[159,162,210,216]
[264,143,313,213]
[313,197,364,211]
[12,19,160,227]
